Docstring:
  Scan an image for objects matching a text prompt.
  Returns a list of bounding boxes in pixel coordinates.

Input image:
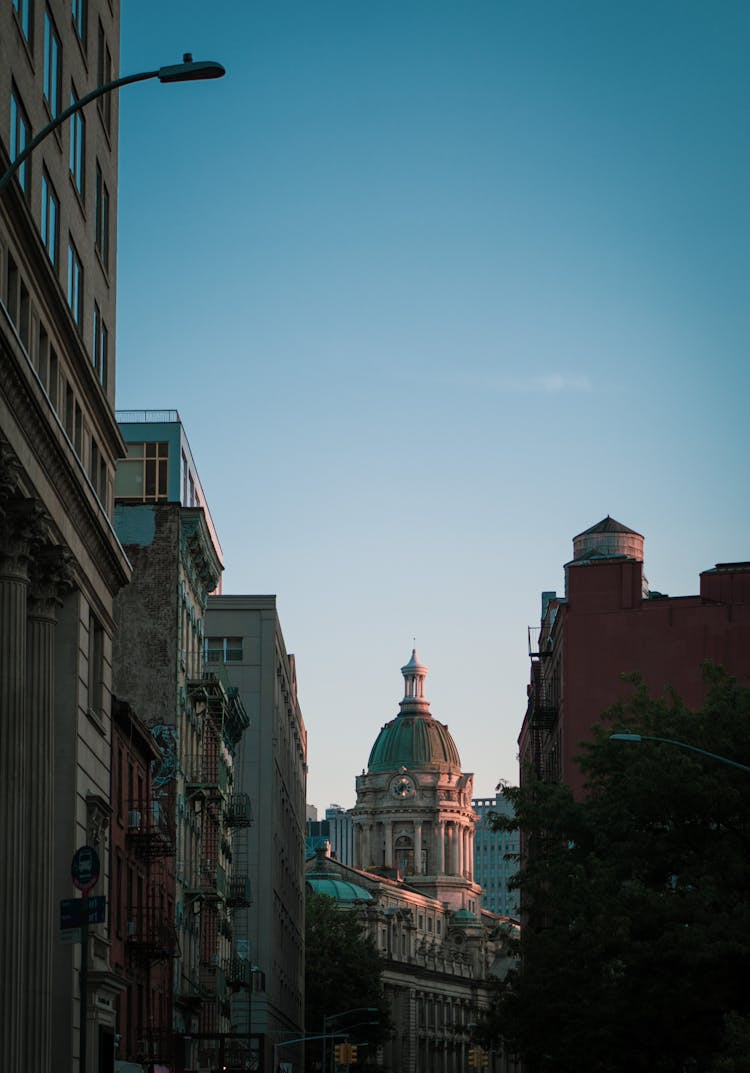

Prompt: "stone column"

[24,547,71,1071]
[414,822,422,874]
[457,823,464,876]
[0,500,38,1071]
[384,819,393,868]
[437,821,445,874]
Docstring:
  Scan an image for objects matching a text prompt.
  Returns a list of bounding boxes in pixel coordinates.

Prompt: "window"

[48,346,59,410]
[41,170,59,266]
[93,302,108,388]
[64,380,74,438]
[97,21,112,130]
[67,239,83,324]
[10,89,31,195]
[205,637,244,663]
[94,163,109,267]
[115,441,169,501]
[88,611,104,715]
[69,87,85,194]
[72,0,86,43]
[44,10,62,119]
[74,401,82,456]
[5,254,30,348]
[12,0,33,46]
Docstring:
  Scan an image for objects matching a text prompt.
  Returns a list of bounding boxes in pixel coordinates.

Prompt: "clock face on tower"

[390,774,416,799]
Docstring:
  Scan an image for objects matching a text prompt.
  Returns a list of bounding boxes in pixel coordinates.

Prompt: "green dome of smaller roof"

[306,877,373,903]
[451,908,478,922]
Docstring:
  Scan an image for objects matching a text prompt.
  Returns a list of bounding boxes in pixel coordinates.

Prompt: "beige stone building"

[1,0,128,1069]
[309,652,518,1073]
[205,595,308,1073]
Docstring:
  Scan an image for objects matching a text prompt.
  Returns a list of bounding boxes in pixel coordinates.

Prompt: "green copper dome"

[368,715,461,772]
[306,877,373,902]
[367,650,461,773]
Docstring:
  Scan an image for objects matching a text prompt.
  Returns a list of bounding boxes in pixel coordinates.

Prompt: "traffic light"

[480,1048,489,1067]
[348,1044,358,1064]
[334,1043,346,1065]
[468,1047,479,1068]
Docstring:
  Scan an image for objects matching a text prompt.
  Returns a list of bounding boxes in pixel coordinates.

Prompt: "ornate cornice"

[0,338,131,596]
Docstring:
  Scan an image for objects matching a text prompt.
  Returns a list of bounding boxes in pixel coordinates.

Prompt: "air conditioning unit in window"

[128,810,142,830]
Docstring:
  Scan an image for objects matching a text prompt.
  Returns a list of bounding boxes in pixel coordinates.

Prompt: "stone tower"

[352,651,481,910]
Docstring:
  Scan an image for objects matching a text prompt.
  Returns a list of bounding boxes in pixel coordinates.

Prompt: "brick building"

[520,516,750,796]
[110,698,177,1066]
[113,412,250,1072]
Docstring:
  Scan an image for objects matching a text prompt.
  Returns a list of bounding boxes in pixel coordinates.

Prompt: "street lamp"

[609,733,750,774]
[0,53,225,194]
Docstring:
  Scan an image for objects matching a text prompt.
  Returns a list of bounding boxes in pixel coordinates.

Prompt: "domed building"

[353,650,482,911]
[305,652,518,1073]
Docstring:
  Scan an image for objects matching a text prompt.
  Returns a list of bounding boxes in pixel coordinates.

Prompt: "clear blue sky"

[116,1,749,813]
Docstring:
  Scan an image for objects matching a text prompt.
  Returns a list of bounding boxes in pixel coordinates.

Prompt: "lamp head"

[158,57,226,83]
[609,733,643,743]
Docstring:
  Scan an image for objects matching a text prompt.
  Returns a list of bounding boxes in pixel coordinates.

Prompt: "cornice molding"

[0,338,131,596]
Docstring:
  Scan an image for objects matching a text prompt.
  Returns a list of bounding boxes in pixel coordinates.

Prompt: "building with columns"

[353,650,481,911]
[1,0,128,1068]
[309,651,517,1073]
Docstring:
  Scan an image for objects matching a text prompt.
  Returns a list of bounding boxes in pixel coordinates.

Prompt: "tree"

[480,669,750,1073]
[305,892,389,1071]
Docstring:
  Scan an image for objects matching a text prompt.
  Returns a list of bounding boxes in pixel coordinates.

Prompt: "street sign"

[71,845,100,892]
[60,896,106,942]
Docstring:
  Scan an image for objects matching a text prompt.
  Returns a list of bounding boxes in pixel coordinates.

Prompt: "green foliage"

[481,671,750,1073]
[305,892,389,1070]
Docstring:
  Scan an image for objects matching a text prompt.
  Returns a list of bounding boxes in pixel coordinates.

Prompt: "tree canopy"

[480,669,750,1073]
[305,892,389,1071]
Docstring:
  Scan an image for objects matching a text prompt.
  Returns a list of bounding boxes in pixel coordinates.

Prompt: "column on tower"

[414,822,422,874]
[457,822,465,876]
[435,820,445,874]
[384,819,394,868]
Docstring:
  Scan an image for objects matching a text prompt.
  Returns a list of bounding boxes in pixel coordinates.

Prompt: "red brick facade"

[520,521,750,797]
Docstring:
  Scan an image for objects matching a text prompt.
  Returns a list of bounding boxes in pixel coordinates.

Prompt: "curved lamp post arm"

[0,56,225,194]
[610,732,750,774]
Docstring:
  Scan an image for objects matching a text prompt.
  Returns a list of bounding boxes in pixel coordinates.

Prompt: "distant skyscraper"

[306,804,355,865]
[472,795,520,918]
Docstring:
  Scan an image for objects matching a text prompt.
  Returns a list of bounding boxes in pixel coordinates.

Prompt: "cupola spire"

[399,649,430,715]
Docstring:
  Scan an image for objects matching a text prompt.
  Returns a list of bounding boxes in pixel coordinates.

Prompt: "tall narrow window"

[88,611,104,716]
[97,22,112,131]
[10,89,31,195]
[72,0,86,44]
[12,0,33,46]
[69,87,85,195]
[64,380,74,438]
[48,346,59,410]
[93,302,108,388]
[43,10,62,119]
[67,239,83,325]
[41,170,59,266]
[95,163,109,267]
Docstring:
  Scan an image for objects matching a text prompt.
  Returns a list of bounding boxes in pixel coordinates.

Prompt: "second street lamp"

[609,732,750,774]
[0,53,225,194]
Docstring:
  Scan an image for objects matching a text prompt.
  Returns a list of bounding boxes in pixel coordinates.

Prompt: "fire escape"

[527,621,560,782]
[126,787,179,1066]
[186,673,250,1038]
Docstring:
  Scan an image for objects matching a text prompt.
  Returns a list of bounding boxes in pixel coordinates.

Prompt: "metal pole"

[79,897,89,1073]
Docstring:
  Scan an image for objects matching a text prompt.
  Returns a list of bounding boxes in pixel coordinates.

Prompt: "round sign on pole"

[71,845,100,893]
